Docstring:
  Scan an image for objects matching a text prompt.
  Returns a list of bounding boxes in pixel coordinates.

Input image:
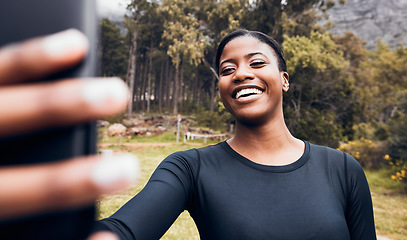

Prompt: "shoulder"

[160,143,224,173]
[165,143,224,162]
[194,142,225,155]
[308,142,365,177]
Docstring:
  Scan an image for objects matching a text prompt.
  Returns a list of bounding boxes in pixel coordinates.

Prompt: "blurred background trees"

[100,0,407,181]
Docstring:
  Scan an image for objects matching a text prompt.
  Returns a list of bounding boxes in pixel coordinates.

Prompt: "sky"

[96,0,130,18]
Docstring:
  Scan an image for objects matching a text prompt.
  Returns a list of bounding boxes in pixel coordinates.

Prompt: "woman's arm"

[345,154,377,240]
[95,150,198,240]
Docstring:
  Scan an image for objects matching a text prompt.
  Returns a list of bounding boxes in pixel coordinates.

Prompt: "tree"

[283,31,350,147]
[354,41,407,125]
[387,89,407,184]
[241,0,337,42]
[388,90,407,161]
[125,0,160,117]
[333,31,368,138]
[100,18,128,78]
[197,0,247,111]
[160,0,208,114]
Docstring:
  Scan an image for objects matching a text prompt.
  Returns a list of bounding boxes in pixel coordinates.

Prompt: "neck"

[232,118,295,149]
[228,118,304,166]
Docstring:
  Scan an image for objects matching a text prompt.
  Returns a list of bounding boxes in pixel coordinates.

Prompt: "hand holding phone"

[0,1,138,239]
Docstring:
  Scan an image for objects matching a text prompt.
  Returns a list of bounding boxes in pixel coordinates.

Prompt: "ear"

[281,72,289,92]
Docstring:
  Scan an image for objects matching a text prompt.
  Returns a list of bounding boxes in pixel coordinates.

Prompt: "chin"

[234,112,270,127]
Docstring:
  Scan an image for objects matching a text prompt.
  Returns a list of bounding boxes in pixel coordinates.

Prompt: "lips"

[232,86,265,99]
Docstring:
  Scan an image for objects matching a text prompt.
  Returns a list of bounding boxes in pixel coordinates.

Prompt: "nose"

[233,65,255,82]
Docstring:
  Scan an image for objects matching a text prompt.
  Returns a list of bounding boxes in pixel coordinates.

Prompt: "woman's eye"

[221,67,235,75]
[250,61,266,67]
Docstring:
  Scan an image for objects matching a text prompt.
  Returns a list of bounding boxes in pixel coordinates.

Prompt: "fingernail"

[91,153,140,187]
[82,78,129,105]
[41,29,89,57]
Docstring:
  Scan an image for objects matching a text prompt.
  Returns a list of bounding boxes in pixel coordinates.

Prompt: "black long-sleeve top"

[95,141,376,240]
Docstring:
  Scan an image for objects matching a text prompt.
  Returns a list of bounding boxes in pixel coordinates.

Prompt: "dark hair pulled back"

[215,29,287,74]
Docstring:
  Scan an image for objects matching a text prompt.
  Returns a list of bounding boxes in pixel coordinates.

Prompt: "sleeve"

[93,149,199,240]
[344,153,377,240]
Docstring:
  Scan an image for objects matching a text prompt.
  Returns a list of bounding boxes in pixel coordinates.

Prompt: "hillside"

[327,0,407,50]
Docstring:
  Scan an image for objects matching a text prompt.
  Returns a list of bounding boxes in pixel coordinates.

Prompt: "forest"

[99,0,407,184]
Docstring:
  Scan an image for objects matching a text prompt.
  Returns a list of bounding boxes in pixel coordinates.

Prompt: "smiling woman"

[93,29,377,240]
[217,34,289,129]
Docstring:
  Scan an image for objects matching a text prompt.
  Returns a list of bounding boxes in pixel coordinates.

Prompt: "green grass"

[99,131,177,143]
[97,144,407,240]
[99,129,222,145]
[364,168,407,240]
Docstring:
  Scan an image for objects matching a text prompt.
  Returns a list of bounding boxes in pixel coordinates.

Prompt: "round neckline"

[220,140,310,173]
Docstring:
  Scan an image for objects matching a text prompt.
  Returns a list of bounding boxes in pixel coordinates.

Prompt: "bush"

[194,110,231,132]
[385,90,407,185]
[338,138,386,168]
[385,155,407,184]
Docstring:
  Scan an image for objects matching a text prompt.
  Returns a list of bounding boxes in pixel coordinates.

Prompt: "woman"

[95,30,376,239]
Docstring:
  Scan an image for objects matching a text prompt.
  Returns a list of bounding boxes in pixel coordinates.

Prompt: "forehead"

[220,36,277,62]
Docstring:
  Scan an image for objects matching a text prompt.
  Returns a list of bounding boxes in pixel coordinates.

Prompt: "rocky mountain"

[327,0,407,50]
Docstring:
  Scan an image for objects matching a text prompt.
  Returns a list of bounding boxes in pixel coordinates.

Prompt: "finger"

[0,153,140,220]
[0,29,88,85]
[0,77,129,137]
[87,232,120,240]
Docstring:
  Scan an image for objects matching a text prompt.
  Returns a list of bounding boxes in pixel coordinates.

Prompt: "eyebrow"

[219,52,267,66]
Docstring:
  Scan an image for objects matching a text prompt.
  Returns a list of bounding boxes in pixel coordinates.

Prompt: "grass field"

[365,169,407,239]
[97,140,407,240]
[97,142,200,239]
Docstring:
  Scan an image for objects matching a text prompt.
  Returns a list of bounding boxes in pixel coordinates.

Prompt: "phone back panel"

[0,0,98,239]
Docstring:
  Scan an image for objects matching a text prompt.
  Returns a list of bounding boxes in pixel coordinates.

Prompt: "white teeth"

[235,88,262,99]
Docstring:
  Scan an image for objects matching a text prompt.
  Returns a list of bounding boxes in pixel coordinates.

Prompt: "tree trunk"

[147,55,152,113]
[208,56,218,112]
[193,67,198,105]
[127,31,138,119]
[179,60,184,113]
[141,57,148,112]
[173,53,180,115]
[158,60,164,113]
[166,61,172,109]
[209,75,216,112]
[134,59,141,113]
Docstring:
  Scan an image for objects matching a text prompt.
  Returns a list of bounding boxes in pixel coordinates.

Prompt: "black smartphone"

[0,0,98,239]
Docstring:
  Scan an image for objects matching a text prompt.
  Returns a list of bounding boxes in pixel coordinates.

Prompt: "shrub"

[194,110,231,132]
[385,155,407,184]
[338,138,386,168]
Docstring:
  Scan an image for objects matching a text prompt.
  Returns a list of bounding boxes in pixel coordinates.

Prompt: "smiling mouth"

[234,88,264,99]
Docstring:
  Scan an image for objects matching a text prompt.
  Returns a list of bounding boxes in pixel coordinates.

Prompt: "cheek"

[218,79,229,97]
[218,80,234,111]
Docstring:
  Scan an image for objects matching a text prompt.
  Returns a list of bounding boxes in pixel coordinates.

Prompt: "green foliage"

[356,41,407,123]
[160,0,207,66]
[241,0,335,42]
[333,31,368,66]
[194,110,231,132]
[283,31,350,147]
[204,0,245,41]
[119,0,407,157]
[284,31,348,73]
[385,90,407,185]
[100,18,128,78]
[293,108,343,147]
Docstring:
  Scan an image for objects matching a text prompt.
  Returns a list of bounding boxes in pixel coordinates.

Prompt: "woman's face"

[218,36,289,125]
